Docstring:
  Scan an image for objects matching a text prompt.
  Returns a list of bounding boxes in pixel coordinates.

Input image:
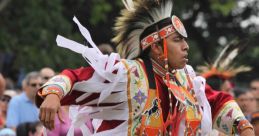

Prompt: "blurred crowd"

[0,67,54,136]
[0,43,115,136]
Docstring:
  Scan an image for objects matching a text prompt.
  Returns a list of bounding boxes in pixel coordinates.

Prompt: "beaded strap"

[234,117,254,134]
[38,75,72,99]
[40,85,64,99]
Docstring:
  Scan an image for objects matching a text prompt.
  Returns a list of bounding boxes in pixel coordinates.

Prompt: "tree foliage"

[0,0,258,81]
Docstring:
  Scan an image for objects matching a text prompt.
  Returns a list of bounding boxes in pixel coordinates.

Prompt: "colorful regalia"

[36,0,253,135]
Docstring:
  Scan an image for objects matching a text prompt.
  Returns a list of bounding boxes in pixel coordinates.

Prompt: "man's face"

[236,92,257,115]
[26,77,43,100]
[40,68,55,84]
[166,32,189,69]
[0,74,6,96]
[220,79,234,96]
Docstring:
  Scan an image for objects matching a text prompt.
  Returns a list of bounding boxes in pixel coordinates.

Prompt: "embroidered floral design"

[213,101,246,135]
[133,90,147,105]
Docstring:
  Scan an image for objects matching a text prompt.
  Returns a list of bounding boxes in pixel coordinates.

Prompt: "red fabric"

[205,84,233,120]
[60,67,124,131]
[61,67,95,84]
[96,120,125,132]
[36,64,234,133]
[60,67,96,105]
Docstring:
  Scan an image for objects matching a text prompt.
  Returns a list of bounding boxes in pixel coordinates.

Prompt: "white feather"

[122,0,135,11]
[220,48,238,68]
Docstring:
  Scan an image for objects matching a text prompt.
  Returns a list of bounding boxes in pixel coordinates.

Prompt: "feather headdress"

[197,38,252,79]
[112,0,187,59]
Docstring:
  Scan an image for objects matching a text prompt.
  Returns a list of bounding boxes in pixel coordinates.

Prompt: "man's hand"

[39,94,63,130]
[240,128,255,136]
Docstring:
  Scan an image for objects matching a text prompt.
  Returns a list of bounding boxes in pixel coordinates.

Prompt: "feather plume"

[197,38,252,79]
[122,0,135,11]
[112,0,174,59]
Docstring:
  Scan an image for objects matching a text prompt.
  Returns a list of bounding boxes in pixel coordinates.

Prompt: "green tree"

[0,0,258,82]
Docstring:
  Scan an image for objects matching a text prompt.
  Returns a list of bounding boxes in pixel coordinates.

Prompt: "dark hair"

[23,71,40,85]
[206,76,225,90]
[140,17,172,41]
[250,78,259,85]
[16,121,42,136]
[233,87,249,98]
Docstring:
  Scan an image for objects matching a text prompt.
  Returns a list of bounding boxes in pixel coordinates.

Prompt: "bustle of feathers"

[197,38,252,79]
[112,0,174,59]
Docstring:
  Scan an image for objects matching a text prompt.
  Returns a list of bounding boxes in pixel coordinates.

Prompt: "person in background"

[0,73,6,128]
[40,67,55,84]
[0,128,16,136]
[234,87,257,121]
[16,121,43,136]
[6,71,42,130]
[251,111,259,136]
[4,77,15,91]
[250,79,259,92]
[0,90,17,129]
[197,39,251,96]
[0,74,6,96]
[250,78,259,110]
[46,106,93,136]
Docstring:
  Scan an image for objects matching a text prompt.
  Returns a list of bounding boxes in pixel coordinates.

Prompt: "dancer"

[37,0,254,135]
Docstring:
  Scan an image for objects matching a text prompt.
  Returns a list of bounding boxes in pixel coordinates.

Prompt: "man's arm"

[37,66,95,130]
[36,66,95,107]
[206,84,254,135]
[37,64,129,130]
[240,128,255,136]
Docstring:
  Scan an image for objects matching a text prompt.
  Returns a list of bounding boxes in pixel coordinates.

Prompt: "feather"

[217,38,249,69]
[213,39,237,68]
[112,0,174,59]
[122,0,135,11]
[197,38,251,78]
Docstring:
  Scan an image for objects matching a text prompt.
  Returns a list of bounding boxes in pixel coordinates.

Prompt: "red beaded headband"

[140,15,187,50]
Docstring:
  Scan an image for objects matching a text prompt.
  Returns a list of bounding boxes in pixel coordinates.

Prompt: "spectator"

[0,74,6,96]
[40,67,55,84]
[251,111,259,136]
[250,78,259,110]
[235,87,257,121]
[4,77,15,90]
[6,72,42,130]
[46,106,93,136]
[0,90,17,129]
[250,79,259,92]
[0,128,16,136]
[16,121,43,136]
[205,76,235,96]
